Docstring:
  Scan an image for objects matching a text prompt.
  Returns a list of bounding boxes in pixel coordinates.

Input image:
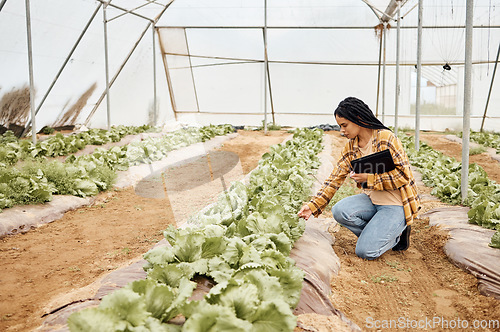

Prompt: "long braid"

[334,97,390,131]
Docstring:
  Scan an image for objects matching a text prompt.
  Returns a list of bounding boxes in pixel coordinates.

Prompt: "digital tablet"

[351,149,396,174]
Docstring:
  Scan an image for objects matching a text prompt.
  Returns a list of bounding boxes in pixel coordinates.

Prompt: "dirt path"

[0,129,499,332]
[0,130,289,332]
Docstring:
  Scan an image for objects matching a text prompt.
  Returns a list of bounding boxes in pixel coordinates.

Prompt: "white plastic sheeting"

[1,0,500,130]
[0,0,172,129]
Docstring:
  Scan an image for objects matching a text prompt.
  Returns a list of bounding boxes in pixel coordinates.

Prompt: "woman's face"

[335,115,361,139]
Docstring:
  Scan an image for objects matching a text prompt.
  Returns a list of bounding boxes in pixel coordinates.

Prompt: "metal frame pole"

[21,3,102,137]
[25,0,36,143]
[152,24,157,125]
[105,2,153,23]
[376,24,383,117]
[151,1,179,122]
[103,3,111,130]
[0,0,8,13]
[461,0,474,203]
[184,28,200,112]
[157,30,178,121]
[394,0,401,135]
[415,0,423,151]
[265,55,276,125]
[263,0,268,133]
[158,24,500,30]
[480,42,500,132]
[262,27,276,125]
[382,22,387,123]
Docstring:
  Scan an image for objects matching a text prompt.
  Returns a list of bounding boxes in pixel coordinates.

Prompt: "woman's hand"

[297,204,313,220]
[350,171,368,184]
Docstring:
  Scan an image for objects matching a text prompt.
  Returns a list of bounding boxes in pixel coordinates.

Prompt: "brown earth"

[0,129,499,332]
[419,132,500,184]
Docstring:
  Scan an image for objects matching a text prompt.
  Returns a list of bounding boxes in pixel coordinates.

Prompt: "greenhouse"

[0,0,499,331]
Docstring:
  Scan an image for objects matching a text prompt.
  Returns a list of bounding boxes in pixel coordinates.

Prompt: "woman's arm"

[305,143,351,217]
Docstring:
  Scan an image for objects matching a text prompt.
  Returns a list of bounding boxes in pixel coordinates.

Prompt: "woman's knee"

[331,195,359,222]
[331,194,373,225]
[355,246,381,260]
[331,203,345,223]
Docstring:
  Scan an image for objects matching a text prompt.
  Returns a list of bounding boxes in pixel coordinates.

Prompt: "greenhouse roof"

[1,0,500,134]
[97,0,174,23]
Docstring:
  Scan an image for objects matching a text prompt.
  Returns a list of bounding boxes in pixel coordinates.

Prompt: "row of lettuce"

[67,128,324,332]
[0,125,156,165]
[400,135,500,249]
[459,130,500,154]
[0,125,235,212]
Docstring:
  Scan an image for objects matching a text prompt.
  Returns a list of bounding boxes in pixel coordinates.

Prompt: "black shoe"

[392,225,411,251]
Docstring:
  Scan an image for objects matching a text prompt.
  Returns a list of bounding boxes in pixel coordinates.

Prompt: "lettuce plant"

[490,231,500,248]
[0,125,236,211]
[400,135,500,246]
[68,127,324,331]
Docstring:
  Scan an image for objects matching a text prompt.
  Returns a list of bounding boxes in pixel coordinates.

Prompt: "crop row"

[0,125,235,212]
[0,125,157,165]
[67,128,324,332]
[459,131,500,154]
[400,135,500,249]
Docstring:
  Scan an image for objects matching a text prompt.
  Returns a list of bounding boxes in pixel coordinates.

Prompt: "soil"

[418,132,500,184]
[0,129,499,332]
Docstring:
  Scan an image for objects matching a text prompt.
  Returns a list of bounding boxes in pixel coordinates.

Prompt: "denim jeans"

[331,193,406,260]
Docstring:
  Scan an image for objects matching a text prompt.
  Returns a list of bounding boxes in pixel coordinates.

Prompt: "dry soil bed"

[0,129,498,332]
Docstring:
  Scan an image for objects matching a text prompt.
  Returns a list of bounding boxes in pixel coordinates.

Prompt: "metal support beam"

[262,2,276,126]
[0,0,8,13]
[376,25,383,117]
[361,0,382,21]
[158,25,500,30]
[157,29,178,121]
[415,0,423,151]
[263,0,268,133]
[480,42,500,132]
[106,2,153,23]
[265,51,276,125]
[21,3,102,138]
[151,0,175,124]
[461,0,474,203]
[382,22,387,123]
[152,24,158,126]
[171,110,500,118]
[153,0,174,22]
[381,0,399,22]
[184,28,200,112]
[394,0,401,135]
[104,2,154,23]
[103,3,111,130]
[162,51,497,67]
[25,0,36,143]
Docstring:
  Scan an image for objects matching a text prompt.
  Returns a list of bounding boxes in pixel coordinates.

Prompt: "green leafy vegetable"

[69,127,323,331]
[489,231,500,248]
[400,134,500,247]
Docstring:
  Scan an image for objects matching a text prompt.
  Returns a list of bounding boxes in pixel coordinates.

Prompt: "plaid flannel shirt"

[307,129,421,225]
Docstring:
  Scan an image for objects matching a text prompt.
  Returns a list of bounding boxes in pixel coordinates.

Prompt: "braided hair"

[334,97,390,131]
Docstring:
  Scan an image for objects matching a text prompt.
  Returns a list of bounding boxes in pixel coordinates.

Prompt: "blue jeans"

[332,193,406,260]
